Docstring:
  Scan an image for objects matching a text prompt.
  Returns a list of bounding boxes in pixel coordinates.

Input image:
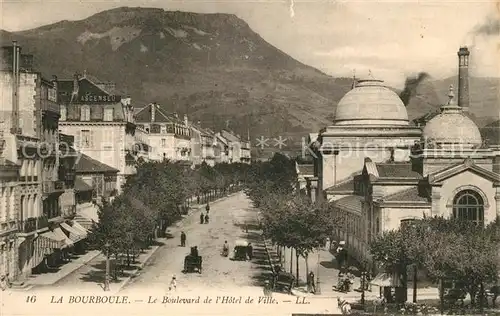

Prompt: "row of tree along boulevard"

[87,160,250,283]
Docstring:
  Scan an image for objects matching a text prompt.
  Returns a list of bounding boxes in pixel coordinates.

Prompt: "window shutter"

[90,130,95,148]
[75,130,81,148]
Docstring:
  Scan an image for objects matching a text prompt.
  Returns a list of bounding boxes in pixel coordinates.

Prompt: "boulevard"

[29,193,274,293]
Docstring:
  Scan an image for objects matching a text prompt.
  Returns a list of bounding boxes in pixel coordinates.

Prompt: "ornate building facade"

[134,103,191,162]
[57,74,149,193]
[309,47,500,267]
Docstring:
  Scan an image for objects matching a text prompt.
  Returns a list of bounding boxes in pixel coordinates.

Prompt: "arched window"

[452,189,484,225]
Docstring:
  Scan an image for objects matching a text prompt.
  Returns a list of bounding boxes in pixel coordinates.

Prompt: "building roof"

[422,87,482,148]
[333,195,364,214]
[74,178,93,192]
[220,129,241,142]
[325,179,355,193]
[134,103,174,123]
[75,154,119,174]
[383,187,429,203]
[375,162,423,179]
[333,79,409,126]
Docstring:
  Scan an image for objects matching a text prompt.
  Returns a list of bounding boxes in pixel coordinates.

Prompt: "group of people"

[200,203,210,224]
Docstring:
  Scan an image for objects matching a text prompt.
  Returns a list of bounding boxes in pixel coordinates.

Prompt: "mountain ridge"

[1,7,498,143]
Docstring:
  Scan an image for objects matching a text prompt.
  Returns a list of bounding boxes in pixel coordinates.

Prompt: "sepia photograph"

[0,0,499,315]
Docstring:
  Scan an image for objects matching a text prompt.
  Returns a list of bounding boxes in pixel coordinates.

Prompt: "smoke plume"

[473,16,500,36]
[289,0,295,18]
[399,72,430,107]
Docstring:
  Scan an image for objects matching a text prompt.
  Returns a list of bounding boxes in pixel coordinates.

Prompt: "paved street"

[119,191,270,293]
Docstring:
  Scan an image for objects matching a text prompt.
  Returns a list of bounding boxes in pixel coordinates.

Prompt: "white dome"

[423,108,482,147]
[333,79,409,126]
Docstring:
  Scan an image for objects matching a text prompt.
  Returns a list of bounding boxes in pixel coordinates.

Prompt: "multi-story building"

[308,47,500,269]
[215,133,231,164]
[57,73,149,193]
[190,123,217,166]
[0,42,79,279]
[134,104,191,162]
[218,130,252,164]
[0,123,20,281]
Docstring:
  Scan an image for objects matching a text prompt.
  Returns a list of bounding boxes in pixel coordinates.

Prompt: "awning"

[60,222,84,242]
[36,231,65,251]
[71,221,89,238]
[370,272,402,287]
[53,227,74,249]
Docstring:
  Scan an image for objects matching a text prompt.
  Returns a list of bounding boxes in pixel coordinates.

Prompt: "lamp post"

[361,271,367,308]
[104,242,110,291]
[316,250,321,294]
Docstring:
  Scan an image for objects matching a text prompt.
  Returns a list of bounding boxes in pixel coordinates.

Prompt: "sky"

[1,0,499,88]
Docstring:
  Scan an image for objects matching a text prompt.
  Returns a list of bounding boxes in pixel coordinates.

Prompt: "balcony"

[40,98,59,115]
[18,215,48,234]
[42,180,65,195]
[0,219,18,233]
[62,205,76,219]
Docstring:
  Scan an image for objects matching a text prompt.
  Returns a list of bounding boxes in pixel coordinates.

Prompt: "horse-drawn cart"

[273,271,295,294]
[183,255,202,273]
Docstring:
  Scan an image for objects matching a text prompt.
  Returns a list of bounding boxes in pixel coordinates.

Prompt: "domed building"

[305,47,500,266]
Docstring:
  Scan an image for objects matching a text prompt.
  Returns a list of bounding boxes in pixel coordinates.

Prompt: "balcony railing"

[42,180,65,194]
[18,215,48,233]
[62,205,76,218]
[40,98,59,114]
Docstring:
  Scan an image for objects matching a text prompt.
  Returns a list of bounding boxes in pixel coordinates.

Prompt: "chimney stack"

[10,41,20,134]
[457,47,470,113]
[151,103,156,122]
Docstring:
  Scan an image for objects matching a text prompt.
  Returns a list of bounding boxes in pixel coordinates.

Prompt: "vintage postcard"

[0,0,499,315]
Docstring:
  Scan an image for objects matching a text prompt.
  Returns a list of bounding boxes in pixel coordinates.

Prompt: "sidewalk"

[265,244,440,302]
[20,192,240,292]
[26,250,101,286]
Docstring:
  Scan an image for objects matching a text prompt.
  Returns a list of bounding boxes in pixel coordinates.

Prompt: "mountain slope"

[1,7,498,146]
[0,7,353,139]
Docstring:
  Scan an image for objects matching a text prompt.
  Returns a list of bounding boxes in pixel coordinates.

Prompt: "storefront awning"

[60,222,84,242]
[53,227,74,249]
[37,231,65,251]
[71,221,89,238]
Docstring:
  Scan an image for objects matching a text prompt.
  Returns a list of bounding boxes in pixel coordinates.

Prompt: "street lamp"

[104,242,110,291]
[316,250,321,294]
[361,271,367,308]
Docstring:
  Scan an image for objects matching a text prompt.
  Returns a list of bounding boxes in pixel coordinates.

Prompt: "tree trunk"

[305,252,309,278]
[296,251,300,287]
[290,248,293,273]
[412,265,418,303]
[126,250,131,267]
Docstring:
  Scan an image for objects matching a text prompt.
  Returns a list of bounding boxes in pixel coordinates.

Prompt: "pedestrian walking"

[180,231,186,247]
[205,203,210,214]
[200,213,204,224]
[307,271,316,293]
[169,275,177,291]
[325,237,331,250]
[336,241,348,271]
[247,243,253,260]
[204,214,209,224]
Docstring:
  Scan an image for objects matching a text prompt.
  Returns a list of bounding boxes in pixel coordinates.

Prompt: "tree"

[370,216,500,306]
[260,193,337,283]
